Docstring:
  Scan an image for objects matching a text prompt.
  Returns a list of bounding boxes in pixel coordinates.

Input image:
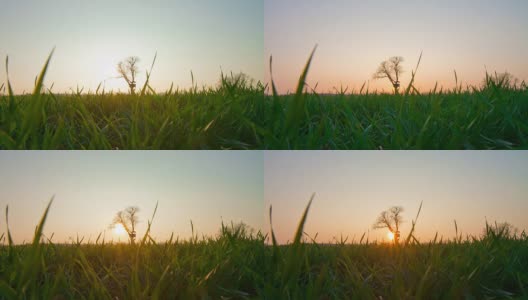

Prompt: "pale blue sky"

[265,0,528,93]
[265,151,528,244]
[0,0,263,94]
[0,151,264,244]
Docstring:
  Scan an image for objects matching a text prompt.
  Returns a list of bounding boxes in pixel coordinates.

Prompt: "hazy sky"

[265,0,528,94]
[0,151,263,244]
[0,0,263,94]
[265,151,528,244]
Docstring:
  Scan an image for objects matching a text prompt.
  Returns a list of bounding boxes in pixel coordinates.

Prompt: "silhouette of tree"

[373,206,404,244]
[117,57,140,94]
[373,56,404,94]
[111,206,140,244]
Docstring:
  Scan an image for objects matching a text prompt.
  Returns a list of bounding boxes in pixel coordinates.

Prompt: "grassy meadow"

[1,199,527,299]
[0,52,266,149]
[261,86,528,150]
[262,49,528,150]
[1,51,528,149]
[0,201,268,299]
[266,231,528,299]
[0,88,265,150]
[264,198,528,299]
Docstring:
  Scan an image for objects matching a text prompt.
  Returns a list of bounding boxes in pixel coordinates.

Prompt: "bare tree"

[373,56,404,94]
[111,206,140,244]
[373,206,404,244]
[117,57,140,94]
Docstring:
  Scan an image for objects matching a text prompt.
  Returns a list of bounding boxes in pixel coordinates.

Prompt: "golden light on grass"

[113,223,126,236]
[387,231,395,242]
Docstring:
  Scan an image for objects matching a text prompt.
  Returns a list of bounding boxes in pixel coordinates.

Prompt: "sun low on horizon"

[0,151,264,244]
[387,231,394,242]
[265,151,528,245]
[0,0,263,94]
[112,223,127,236]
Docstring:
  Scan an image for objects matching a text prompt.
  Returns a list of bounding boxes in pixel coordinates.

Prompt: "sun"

[113,223,126,236]
[387,231,395,241]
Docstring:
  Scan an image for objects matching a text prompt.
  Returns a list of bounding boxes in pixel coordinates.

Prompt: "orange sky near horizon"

[265,151,528,245]
[0,151,264,244]
[265,0,528,94]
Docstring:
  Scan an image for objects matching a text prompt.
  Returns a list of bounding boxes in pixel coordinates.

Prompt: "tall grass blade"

[360,81,367,95]
[5,56,16,112]
[405,51,423,95]
[33,48,55,96]
[269,205,278,247]
[269,56,280,99]
[140,51,157,96]
[140,201,159,245]
[283,46,317,144]
[292,193,315,246]
[31,197,54,246]
[404,200,423,246]
[5,206,13,249]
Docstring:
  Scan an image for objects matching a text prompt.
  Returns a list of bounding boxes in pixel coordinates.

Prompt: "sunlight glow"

[387,231,394,241]
[113,223,126,236]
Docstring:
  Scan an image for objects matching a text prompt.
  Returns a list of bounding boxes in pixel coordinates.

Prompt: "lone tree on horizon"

[373,206,404,244]
[111,206,140,244]
[373,56,404,94]
[117,56,140,94]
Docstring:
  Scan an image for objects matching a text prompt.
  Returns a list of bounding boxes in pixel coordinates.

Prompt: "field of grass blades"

[263,195,528,299]
[1,49,527,149]
[0,51,265,149]
[0,199,267,299]
[2,197,526,298]
[262,48,528,149]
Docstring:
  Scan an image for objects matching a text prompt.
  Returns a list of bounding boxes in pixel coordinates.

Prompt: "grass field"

[265,198,528,299]
[2,199,527,299]
[0,52,265,149]
[261,87,528,150]
[0,89,265,150]
[0,201,268,299]
[262,49,528,150]
[266,233,528,299]
[1,51,527,149]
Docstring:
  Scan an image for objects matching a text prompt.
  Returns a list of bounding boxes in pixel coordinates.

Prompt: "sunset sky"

[265,151,528,244]
[265,0,528,94]
[0,151,263,244]
[0,0,263,94]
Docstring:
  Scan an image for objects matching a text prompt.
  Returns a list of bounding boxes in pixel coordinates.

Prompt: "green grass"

[0,51,265,149]
[259,90,528,149]
[261,49,528,149]
[265,236,528,299]
[1,50,527,149]
[0,200,267,299]
[263,197,528,299]
[0,90,265,149]
[2,198,527,299]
